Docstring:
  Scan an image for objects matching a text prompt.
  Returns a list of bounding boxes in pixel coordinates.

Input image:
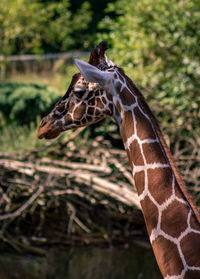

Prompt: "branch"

[75,172,141,209]
[0,186,43,221]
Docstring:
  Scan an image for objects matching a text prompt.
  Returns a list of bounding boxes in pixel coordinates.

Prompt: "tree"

[0,0,92,56]
[98,0,200,134]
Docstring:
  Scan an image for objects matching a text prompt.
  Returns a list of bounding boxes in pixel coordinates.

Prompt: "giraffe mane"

[117,67,200,223]
[61,73,81,100]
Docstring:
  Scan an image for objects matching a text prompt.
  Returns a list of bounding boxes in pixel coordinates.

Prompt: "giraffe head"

[37,41,116,139]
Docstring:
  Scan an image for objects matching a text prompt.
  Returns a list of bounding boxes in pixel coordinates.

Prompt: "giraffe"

[37,41,200,279]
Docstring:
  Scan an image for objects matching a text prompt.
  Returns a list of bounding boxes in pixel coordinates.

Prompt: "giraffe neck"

[112,69,200,279]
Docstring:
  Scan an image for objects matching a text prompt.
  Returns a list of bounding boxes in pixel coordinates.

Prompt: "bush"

[0,82,61,125]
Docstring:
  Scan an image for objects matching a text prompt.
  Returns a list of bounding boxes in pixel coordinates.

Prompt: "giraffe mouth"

[37,120,62,139]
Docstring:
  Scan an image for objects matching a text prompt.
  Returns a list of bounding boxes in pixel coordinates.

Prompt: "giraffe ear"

[74,59,113,86]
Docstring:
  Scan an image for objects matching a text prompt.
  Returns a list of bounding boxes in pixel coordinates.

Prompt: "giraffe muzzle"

[37,118,62,139]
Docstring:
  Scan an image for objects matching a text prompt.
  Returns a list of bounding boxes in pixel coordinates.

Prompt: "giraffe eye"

[74,90,86,99]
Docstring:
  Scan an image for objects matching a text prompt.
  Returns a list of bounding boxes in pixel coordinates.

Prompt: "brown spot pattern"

[120,111,134,142]
[128,140,144,166]
[180,232,200,267]
[152,236,184,277]
[161,200,189,238]
[64,115,72,125]
[95,108,101,116]
[73,103,86,120]
[190,214,200,231]
[87,107,94,116]
[88,98,95,106]
[141,196,159,236]
[148,168,173,205]
[107,93,112,101]
[184,270,200,279]
[115,81,122,92]
[118,74,124,83]
[134,107,156,140]
[96,98,104,109]
[134,171,145,195]
[68,102,75,113]
[175,183,185,199]
[119,88,135,106]
[108,103,113,113]
[102,96,106,104]
[116,101,122,114]
[143,142,168,164]
[57,103,66,113]
[119,87,136,106]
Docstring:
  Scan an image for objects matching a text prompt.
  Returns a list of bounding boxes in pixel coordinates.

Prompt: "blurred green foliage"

[0,0,92,55]
[0,82,61,125]
[0,0,115,56]
[0,0,199,159]
[98,0,200,136]
[0,116,45,152]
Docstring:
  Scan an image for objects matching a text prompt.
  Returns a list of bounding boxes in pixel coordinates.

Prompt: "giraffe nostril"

[40,117,48,127]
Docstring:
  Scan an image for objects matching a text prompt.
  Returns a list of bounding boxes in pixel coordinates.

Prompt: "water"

[0,245,162,279]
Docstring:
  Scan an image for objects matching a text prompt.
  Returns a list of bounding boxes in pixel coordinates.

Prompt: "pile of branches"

[0,128,145,255]
[0,127,199,255]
